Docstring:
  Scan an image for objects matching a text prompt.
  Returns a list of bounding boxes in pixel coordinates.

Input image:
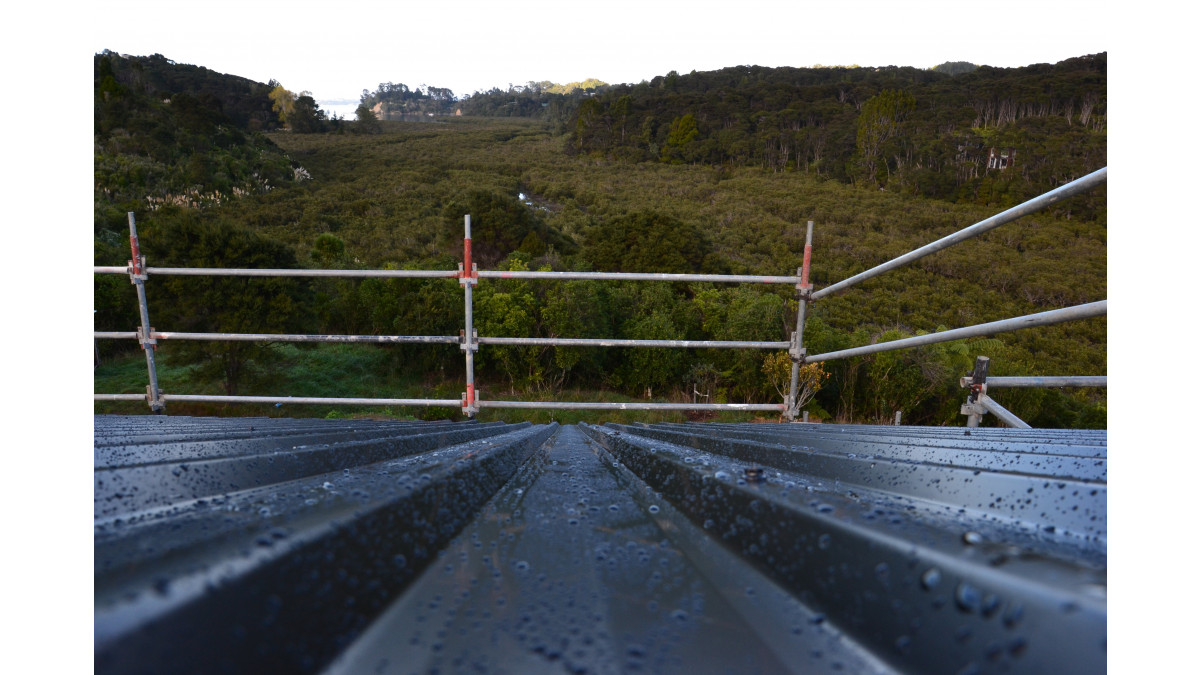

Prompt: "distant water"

[318,101,360,120]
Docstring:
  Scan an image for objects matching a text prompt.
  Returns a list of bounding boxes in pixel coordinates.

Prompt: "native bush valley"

[94,51,1107,427]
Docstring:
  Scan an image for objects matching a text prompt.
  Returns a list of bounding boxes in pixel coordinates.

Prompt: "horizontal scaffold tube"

[476,401,785,411]
[94,394,149,401]
[95,331,461,344]
[476,337,789,349]
[95,268,801,284]
[807,300,1107,363]
[91,267,460,279]
[983,376,1108,388]
[811,167,1107,300]
[94,332,138,340]
[164,395,461,406]
[478,270,801,284]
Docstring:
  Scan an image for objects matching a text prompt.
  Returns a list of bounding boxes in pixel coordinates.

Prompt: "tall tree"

[855,89,915,185]
[354,103,380,133]
[268,84,296,125]
[289,94,327,133]
[661,114,700,163]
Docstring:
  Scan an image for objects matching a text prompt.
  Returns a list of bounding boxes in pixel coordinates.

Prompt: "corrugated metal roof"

[95,415,1106,674]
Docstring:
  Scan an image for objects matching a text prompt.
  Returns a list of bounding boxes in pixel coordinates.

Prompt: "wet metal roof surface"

[94,415,1106,674]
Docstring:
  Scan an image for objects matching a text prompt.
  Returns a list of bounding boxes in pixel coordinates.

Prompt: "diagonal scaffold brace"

[127,212,165,412]
[785,221,814,422]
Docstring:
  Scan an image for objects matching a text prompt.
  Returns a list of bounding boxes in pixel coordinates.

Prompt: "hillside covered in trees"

[94,53,1106,428]
[563,55,1106,212]
[94,51,335,234]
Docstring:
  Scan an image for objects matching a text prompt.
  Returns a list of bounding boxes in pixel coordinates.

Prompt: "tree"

[443,191,575,267]
[763,353,828,411]
[574,97,605,152]
[142,214,313,395]
[474,256,543,391]
[311,233,345,267]
[611,95,632,143]
[354,103,380,133]
[855,89,915,185]
[583,210,718,274]
[661,114,700,163]
[289,94,327,133]
[268,84,296,124]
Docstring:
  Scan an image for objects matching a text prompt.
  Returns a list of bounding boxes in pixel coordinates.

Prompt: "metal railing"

[95,167,1107,423]
[958,356,1108,428]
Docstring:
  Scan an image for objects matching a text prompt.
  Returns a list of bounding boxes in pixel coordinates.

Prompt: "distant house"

[987,147,1016,170]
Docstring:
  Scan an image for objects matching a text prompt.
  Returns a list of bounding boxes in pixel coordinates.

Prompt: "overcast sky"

[91,0,1108,106]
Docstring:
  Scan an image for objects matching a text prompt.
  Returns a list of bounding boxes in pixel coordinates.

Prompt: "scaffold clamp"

[460,329,478,352]
[788,332,806,362]
[137,326,158,350]
[128,257,148,283]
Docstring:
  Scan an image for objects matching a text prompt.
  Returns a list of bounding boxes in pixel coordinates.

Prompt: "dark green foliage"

[353,104,381,134]
[582,211,719,274]
[139,213,314,395]
[310,233,346,267]
[460,80,610,131]
[931,61,979,76]
[94,51,299,235]
[444,191,576,267]
[565,55,1106,211]
[856,90,916,185]
[661,114,701,163]
[288,95,328,133]
[95,53,1105,427]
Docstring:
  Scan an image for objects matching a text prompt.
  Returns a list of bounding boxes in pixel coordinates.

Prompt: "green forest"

[94,51,1106,427]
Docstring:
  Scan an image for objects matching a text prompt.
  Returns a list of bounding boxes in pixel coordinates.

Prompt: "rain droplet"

[981,594,1001,617]
[963,531,984,545]
[714,470,732,481]
[955,582,982,612]
[920,568,942,590]
[322,482,335,490]
[648,505,660,514]
[818,534,832,550]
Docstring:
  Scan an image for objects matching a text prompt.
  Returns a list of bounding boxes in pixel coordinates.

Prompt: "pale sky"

[89,0,1109,107]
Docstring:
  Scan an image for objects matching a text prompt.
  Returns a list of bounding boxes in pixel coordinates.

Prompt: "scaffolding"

[94,168,1107,424]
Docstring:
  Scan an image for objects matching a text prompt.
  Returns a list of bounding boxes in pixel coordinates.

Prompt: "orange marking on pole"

[130,236,143,275]
[800,243,812,288]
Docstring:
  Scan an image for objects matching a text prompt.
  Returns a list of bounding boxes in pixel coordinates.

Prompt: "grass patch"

[94,343,784,424]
